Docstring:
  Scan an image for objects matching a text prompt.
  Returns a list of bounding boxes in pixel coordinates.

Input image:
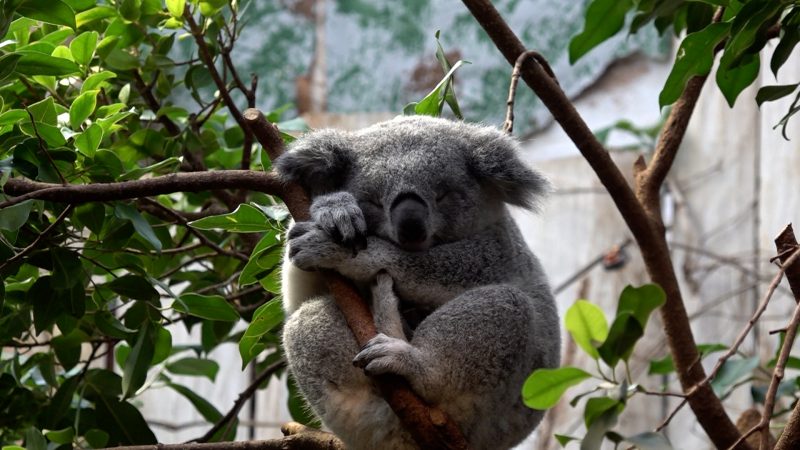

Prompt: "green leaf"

[565,300,608,359]
[555,435,579,447]
[569,0,634,63]
[74,122,103,157]
[659,23,730,108]
[756,83,799,107]
[597,312,644,367]
[409,60,469,117]
[84,429,109,449]
[711,356,759,395]
[173,293,240,322]
[69,31,98,66]
[0,53,22,82]
[624,432,673,450]
[122,322,155,399]
[189,203,272,233]
[107,274,159,302]
[582,400,621,450]
[0,199,32,231]
[166,357,219,381]
[95,310,136,339]
[114,203,163,251]
[166,382,223,422]
[239,298,284,368]
[720,0,784,68]
[24,428,46,450]
[52,329,87,369]
[44,427,74,445]
[75,6,117,28]
[522,366,592,410]
[15,51,80,76]
[119,0,141,21]
[0,109,28,126]
[16,0,76,29]
[239,231,282,286]
[69,89,98,129]
[119,156,182,181]
[166,0,186,18]
[82,71,116,93]
[94,396,156,445]
[50,247,82,289]
[716,52,760,107]
[771,25,800,76]
[616,284,665,328]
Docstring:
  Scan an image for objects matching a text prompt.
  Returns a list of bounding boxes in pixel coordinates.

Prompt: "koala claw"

[310,192,368,252]
[352,333,417,377]
[287,222,349,271]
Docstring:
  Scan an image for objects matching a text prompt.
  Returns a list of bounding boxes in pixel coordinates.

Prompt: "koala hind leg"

[283,295,415,450]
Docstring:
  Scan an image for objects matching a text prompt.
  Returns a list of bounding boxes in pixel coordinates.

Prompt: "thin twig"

[656,246,800,432]
[503,50,557,135]
[192,359,286,443]
[0,205,74,270]
[759,301,800,449]
[26,109,67,184]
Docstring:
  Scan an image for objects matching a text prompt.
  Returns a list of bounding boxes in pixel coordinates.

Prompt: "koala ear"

[468,129,551,210]
[274,130,353,194]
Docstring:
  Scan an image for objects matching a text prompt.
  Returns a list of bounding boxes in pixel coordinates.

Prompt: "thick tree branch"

[1,171,283,207]
[242,108,470,450]
[460,1,749,448]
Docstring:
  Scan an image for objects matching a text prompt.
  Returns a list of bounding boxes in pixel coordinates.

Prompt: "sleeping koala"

[275,116,560,450]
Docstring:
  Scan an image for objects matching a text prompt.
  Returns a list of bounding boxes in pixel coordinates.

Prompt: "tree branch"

[193,359,287,443]
[773,225,800,450]
[242,108,470,450]
[1,171,283,207]
[460,1,750,448]
[0,205,73,271]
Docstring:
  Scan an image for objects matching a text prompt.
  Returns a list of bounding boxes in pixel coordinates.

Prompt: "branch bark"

[460,1,750,448]
[773,225,800,450]
[242,108,470,450]
[1,171,283,206]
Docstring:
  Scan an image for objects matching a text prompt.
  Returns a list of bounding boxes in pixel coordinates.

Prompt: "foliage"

[0,0,293,447]
[573,0,800,137]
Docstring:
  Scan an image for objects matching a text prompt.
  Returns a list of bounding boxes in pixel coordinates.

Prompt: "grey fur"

[277,115,560,450]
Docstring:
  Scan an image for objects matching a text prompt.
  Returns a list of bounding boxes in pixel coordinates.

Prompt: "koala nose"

[390,193,429,249]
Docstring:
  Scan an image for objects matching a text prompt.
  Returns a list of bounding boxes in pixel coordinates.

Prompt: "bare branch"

[1,170,283,207]
[503,51,557,135]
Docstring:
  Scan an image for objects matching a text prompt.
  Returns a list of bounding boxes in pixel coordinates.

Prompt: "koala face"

[276,116,549,251]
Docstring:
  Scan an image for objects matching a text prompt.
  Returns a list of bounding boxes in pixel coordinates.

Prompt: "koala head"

[275,116,549,251]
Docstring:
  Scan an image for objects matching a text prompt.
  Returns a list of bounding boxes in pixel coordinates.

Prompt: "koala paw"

[287,221,351,271]
[310,192,367,252]
[352,333,419,378]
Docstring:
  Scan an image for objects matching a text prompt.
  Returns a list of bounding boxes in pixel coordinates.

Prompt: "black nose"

[390,193,428,247]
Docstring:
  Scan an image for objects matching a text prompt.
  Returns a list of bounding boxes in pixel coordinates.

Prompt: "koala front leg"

[310,191,367,251]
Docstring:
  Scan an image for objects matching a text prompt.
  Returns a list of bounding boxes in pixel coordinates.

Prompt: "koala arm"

[289,219,534,307]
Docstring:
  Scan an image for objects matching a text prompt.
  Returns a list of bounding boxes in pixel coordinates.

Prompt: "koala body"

[276,116,560,450]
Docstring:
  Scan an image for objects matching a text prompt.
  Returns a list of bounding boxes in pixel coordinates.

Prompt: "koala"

[275,115,560,450]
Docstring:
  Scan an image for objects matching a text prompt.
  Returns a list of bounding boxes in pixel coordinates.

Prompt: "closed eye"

[436,191,452,203]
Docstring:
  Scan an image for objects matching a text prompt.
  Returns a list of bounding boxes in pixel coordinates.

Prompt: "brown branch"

[0,205,73,270]
[184,7,247,133]
[503,51,557,135]
[773,226,800,450]
[132,70,181,138]
[242,108,470,450]
[139,198,248,261]
[759,300,800,449]
[193,359,287,443]
[1,171,282,207]
[460,1,750,448]
[99,434,342,450]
